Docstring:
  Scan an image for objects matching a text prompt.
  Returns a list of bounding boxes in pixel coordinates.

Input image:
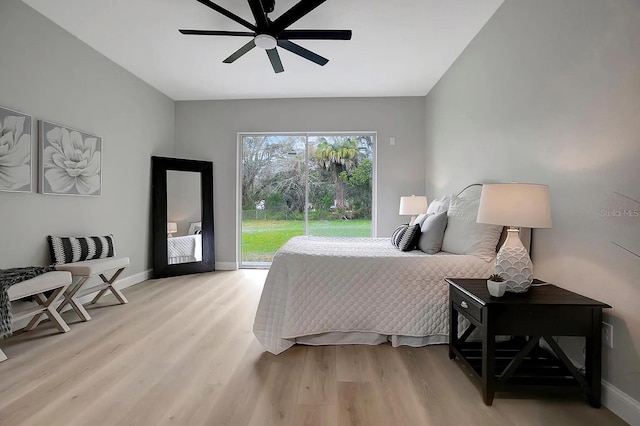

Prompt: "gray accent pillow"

[418,211,448,254]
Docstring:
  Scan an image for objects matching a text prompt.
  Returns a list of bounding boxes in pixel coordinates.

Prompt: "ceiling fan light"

[255,34,277,50]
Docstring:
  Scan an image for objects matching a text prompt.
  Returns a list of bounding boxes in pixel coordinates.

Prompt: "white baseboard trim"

[603,380,640,425]
[114,269,152,290]
[75,268,151,305]
[215,262,238,271]
[541,339,640,425]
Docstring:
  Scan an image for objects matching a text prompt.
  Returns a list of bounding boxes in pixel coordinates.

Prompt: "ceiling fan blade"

[272,0,326,34]
[194,0,257,31]
[179,29,255,37]
[280,29,352,40]
[247,0,270,31]
[277,40,328,66]
[266,48,284,73]
[223,39,256,63]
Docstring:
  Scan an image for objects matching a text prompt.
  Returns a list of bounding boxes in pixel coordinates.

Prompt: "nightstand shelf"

[456,341,581,389]
[446,278,611,407]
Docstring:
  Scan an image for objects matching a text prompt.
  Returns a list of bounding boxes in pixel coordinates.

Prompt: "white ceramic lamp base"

[495,228,533,293]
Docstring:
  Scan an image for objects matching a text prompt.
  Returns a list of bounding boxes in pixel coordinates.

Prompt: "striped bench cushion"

[47,235,116,265]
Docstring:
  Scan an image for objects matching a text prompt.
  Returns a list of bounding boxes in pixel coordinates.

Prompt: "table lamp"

[167,222,178,237]
[399,195,428,225]
[477,183,551,293]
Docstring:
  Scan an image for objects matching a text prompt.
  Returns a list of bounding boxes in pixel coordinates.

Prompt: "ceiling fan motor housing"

[255,34,277,50]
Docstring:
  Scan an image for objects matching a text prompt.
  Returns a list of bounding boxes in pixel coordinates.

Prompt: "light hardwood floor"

[0,270,627,426]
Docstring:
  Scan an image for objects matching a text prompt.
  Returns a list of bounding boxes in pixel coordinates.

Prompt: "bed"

[253,185,531,355]
[253,236,496,355]
[167,234,202,264]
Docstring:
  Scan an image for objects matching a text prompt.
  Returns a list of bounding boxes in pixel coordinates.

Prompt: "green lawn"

[242,219,371,262]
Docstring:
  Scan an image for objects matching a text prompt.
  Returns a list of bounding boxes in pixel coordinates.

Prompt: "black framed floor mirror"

[152,156,215,278]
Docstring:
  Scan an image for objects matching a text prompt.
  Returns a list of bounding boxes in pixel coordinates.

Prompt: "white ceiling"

[22,0,503,101]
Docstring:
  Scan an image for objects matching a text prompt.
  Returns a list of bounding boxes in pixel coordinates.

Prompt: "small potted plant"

[487,274,506,297]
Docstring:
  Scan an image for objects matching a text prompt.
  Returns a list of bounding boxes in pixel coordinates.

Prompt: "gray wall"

[175,97,426,266]
[0,1,175,276]
[425,0,640,402]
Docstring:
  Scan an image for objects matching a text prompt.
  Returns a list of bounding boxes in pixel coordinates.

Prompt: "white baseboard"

[541,339,640,425]
[603,380,640,426]
[215,262,238,271]
[76,268,151,304]
[113,269,152,290]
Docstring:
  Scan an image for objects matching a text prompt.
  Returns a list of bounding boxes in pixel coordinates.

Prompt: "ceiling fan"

[179,0,352,73]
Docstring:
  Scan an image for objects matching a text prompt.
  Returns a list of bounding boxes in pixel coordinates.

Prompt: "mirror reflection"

[166,170,202,264]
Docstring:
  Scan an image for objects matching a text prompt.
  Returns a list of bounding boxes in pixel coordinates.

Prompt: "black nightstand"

[445,278,611,407]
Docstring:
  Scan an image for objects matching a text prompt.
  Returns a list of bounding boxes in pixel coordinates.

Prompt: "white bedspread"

[253,236,493,355]
[167,234,202,264]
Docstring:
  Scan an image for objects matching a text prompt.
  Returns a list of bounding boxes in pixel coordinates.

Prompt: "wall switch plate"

[390,137,396,146]
[602,322,613,349]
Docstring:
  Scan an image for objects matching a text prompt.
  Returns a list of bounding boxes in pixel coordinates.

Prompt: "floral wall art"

[0,106,32,193]
[40,121,102,196]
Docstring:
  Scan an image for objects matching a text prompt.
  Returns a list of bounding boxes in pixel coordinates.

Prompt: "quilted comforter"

[167,234,202,264]
[253,236,494,355]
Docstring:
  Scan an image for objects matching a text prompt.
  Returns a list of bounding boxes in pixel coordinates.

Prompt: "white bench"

[54,257,130,322]
[1,271,72,362]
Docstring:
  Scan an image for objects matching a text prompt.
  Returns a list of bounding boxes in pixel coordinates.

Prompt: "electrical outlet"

[602,322,613,349]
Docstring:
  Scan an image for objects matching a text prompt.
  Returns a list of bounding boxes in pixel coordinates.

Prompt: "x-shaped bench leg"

[90,268,128,305]
[17,286,71,333]
[57,277,93,322]
[24,287,71,333]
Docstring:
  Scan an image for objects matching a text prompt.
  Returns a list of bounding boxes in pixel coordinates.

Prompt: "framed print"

[40,120,102,196]
[0,106,32,192]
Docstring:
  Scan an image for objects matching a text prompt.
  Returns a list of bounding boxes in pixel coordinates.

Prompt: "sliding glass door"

[239,133,375,267]
[306,135,374,237]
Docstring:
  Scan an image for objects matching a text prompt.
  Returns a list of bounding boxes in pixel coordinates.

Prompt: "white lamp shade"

[167,222,178,234]
[477,183,552,229]
[399,195,428,215]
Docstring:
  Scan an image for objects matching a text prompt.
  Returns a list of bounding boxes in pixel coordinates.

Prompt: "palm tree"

[313,137,360,210]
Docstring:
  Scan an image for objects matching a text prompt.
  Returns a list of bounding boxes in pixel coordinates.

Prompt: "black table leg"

[586,308,603,408]
[481,308,495,405]
[449,299,458,360]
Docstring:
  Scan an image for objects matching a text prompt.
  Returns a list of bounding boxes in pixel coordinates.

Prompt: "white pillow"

[426,196,451,215]
[414,213,429,228]
[441,195,502,261]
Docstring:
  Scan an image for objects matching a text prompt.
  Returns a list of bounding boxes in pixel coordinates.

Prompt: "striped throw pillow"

[399,223,421,251]
[47,235,116,265]
[391,224,409,248]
